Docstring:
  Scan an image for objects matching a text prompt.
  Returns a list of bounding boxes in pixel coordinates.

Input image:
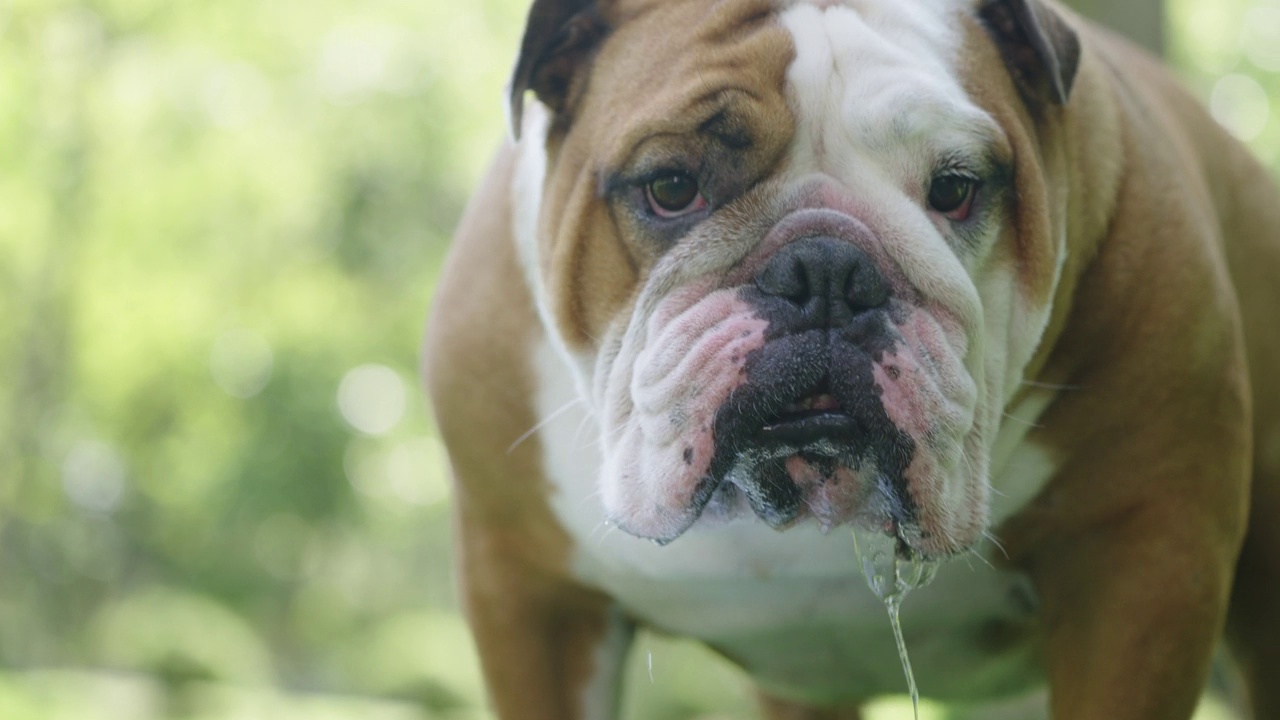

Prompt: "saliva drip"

[853,530,939,720]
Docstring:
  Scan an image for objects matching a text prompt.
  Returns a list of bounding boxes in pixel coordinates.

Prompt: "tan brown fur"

[539,0,794,348]
[964,8,1279,718]
[428,4,801,716]
[427,1,1280,718]
[425,148,619,719]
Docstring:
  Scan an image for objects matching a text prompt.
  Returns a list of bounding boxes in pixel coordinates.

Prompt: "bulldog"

[424,0,1280,717]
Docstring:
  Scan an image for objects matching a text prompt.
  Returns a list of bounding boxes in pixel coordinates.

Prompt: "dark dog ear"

[507,0,609,139]
[978,0,1080,106]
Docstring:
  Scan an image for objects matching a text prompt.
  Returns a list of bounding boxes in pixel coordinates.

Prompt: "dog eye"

[646,173,706,218]
[927,174,978,220]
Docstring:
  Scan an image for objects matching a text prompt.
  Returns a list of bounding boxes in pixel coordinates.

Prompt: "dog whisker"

[1019,380,1081,391]
[1000,411,1043,429]
[507,397,585,454]
[981,529,1009,561]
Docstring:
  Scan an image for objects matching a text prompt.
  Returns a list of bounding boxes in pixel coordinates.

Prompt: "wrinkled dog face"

[512,0,1077,558]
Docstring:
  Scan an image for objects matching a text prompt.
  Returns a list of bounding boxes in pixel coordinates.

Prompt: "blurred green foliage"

[0,0,524,716]
[0,0,1274,718]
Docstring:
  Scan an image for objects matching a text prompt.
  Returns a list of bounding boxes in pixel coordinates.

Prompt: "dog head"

[509,0,1081,558]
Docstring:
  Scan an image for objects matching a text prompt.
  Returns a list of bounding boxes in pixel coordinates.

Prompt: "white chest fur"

[532,343,1057,704]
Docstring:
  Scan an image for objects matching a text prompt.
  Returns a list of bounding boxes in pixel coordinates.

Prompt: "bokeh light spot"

[343,440,389,499]
[386,437,449,507]
[210,329,274,399]
[337,364,406,436]
[62,441,126,513]
[343,436,446,509]
[202,61,271,129]
[1210,73,1270,142]
[1242,7,1280,72]
[314,23,400,104]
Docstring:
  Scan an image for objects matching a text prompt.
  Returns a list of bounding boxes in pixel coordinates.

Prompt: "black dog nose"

[755,237,889,327]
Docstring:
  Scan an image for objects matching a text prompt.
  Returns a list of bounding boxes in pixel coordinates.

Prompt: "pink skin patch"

[871,305,978,555]
[782,456,869,529]
[599,287,768,540]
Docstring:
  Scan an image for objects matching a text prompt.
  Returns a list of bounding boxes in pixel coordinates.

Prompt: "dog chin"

[604,436,979,557]
[600,401,982,557]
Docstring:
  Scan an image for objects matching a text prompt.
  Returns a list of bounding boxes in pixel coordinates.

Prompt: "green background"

[0,0,1275,718]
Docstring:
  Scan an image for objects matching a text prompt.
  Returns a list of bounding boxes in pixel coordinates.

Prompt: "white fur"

[779,0,1069,548]
[522,0,1066,709]
[989,388,1061,523]
[779,1,1004,552]
[511,103,547,299]
[512,102,599,406]
[537,339,1048,704]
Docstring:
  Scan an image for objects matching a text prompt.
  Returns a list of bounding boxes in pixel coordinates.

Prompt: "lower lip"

[759,412,857,444]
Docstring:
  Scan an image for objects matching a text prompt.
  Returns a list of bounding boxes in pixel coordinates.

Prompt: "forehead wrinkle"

[862,89,1001,157]
[601,84,764,176]
[590,1,792,169]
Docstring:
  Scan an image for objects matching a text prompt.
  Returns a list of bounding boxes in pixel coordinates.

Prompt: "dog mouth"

[692,342,920,537]
[760,385,857,445]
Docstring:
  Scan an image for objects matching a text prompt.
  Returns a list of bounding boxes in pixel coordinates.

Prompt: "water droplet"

[886,597,919,720]
[853,529,938,720]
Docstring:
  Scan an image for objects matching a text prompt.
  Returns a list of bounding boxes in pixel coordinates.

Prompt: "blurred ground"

[0,0,1275,718]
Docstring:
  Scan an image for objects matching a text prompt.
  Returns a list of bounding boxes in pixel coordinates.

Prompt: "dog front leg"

[458,527,634,720]
[1025,508,1240,720]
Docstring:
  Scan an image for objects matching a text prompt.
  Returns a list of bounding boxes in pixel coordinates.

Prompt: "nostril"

[757,254,810,303]
[845,262,889,311]
[754,235,889,324]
